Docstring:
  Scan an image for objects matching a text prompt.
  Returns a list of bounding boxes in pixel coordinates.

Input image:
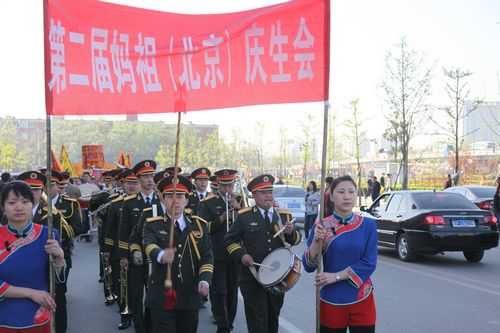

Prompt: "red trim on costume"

[251,182,273,191]
[164,184,189,193]
[135,166,155,175]
[23,179,45,188]
[0,225,43,264]
[0,282,11,297]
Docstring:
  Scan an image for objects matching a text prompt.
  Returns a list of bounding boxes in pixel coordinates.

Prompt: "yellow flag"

[60,144,77,178]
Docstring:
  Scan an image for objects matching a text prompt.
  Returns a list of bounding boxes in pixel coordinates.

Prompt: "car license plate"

[287,203,300,209]
[452,220,475,227]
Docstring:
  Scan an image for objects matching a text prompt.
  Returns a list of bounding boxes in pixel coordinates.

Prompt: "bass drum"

[256,248,302,295]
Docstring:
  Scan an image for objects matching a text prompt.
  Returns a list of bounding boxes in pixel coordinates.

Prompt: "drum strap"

[275,213,290,249]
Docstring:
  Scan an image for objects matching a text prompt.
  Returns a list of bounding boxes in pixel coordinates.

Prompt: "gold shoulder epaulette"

[146,216,164,223]
[277,209,291,215]
[202,193,216,202]
[124,194,137,201]
[62,196,77,202]
[112,196,125,203]
[191,215,208,224]
[184,208,193,215]
[109,193,119,200]
[238,207,253,214]
[143,207,152,212]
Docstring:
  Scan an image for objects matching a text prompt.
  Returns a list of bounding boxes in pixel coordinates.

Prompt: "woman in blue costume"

[0,181,66,332]
[303,175,377,333]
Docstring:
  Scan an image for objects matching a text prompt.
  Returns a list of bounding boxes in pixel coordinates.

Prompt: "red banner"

[44,0,329,115]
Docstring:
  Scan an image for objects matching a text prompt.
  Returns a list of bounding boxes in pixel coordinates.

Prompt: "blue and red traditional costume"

[0,222,66,331]
[302,212,377,331]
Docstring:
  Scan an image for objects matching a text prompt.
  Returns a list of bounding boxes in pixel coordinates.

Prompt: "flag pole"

[45,114,56,333]
[316,100,330,332]
[317,0,331,330]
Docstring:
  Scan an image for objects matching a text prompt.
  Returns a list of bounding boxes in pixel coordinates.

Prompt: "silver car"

[273,185,306,229]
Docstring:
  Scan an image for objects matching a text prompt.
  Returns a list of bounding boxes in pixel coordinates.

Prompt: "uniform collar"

[7,221,33,238]
[165,213,186,231]
[51,193,60,206]
[332,211,355,225]
[257,206,275,220]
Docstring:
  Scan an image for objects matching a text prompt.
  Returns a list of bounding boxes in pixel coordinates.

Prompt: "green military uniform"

[201,190,243,333]
[143,213,213,333]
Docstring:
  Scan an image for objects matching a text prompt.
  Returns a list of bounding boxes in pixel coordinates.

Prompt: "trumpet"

[120,266,132,315]
[101,253,118,304]
[79,189,115,199]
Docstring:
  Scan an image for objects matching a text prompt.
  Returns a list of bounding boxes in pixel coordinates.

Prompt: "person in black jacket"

[494,176,500,223]
[371,177,381,204]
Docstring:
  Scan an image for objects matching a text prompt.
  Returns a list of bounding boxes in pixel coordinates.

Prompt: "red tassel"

[164,288,177,310]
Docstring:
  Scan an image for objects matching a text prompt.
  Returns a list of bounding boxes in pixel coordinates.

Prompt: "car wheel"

[463,250,484,263]
[397,234,416,262]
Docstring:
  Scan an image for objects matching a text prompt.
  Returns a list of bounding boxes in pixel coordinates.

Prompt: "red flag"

[116,149,126,167]
[44,0,329,115]
[51,148,63,172]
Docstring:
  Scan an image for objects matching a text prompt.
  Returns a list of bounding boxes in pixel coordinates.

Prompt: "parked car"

[444,186,496,211]
[360,190,498,262]
[273,185,306,228]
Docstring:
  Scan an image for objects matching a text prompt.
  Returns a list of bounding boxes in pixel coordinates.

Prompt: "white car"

[273,185,306,229]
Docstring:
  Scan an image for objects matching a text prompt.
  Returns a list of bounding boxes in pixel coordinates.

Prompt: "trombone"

[120,266,132,315]
[101,252,118,303]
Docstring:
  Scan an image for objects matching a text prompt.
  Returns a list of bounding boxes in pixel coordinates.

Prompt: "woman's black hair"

[0,181,35,208]
[308,180,318,192]
[329,175,357,195]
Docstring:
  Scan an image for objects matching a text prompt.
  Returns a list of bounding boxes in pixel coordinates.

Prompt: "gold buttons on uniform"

[178,254,182,258]
[178,244,182,248]
[268,239,271,243]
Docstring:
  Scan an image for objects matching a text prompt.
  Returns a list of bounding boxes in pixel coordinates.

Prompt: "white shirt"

[257,206,274,223]
[197,191,208,200]
[51,193,60,207]
[142,192,154,205]
[32,203,39,218]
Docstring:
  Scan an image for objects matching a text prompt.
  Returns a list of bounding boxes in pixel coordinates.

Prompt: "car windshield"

[412,192,478,209]
[468,187,495,198]
[273,187,305,197]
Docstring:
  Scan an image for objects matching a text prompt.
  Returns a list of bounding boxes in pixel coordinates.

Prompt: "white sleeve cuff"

[157,250,164,264]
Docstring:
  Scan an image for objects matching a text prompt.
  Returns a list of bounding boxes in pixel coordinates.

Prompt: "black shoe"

[118,317,132,330]
[104,299,115,306]
[98,278,104,283]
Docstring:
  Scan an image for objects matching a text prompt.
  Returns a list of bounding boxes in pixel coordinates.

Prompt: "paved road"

[67,231,500,333]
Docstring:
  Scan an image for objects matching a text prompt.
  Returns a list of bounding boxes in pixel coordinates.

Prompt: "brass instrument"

[40,192,70,240]
[236,176,250,208]
[120,266,132,315]
[101,253,118,303]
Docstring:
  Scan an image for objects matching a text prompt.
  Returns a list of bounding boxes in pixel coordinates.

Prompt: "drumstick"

[273,218,296,238]
[253,262,274,269]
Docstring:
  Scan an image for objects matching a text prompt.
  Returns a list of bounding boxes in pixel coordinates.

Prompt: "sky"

[0,0,499,149]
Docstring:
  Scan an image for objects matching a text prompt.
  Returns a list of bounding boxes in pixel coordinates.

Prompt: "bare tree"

[344,99,366,206]
[278,126,288,177]
[431,67,482,185]
[380,37,434,190]
[326,110,338,174]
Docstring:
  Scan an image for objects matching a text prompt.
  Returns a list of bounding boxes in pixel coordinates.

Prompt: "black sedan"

[444,186,496,211]
[360,191,498,262]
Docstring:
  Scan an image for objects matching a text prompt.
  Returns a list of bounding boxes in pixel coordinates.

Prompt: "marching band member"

[119,160,158,333]
[201,169,243,333]
[0,181,66,332]
[187,168,211,216]
[224,174,301,333]
[142,175,213,333]
[303,175,377,333]
[103,169,139,330]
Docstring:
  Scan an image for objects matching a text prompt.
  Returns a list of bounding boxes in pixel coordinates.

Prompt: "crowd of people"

[2,164,499,332]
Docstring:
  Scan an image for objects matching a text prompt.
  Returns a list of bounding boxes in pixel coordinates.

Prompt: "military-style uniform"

[187,168,212,216]
[120,159,158,333]
[143,211,213,333]
[200,168,243,333]
[224,175,301,333]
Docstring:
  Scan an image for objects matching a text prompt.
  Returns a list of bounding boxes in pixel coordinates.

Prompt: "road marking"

[379,259,500,298]
[238,291,305,333]
[378,255,500,291]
